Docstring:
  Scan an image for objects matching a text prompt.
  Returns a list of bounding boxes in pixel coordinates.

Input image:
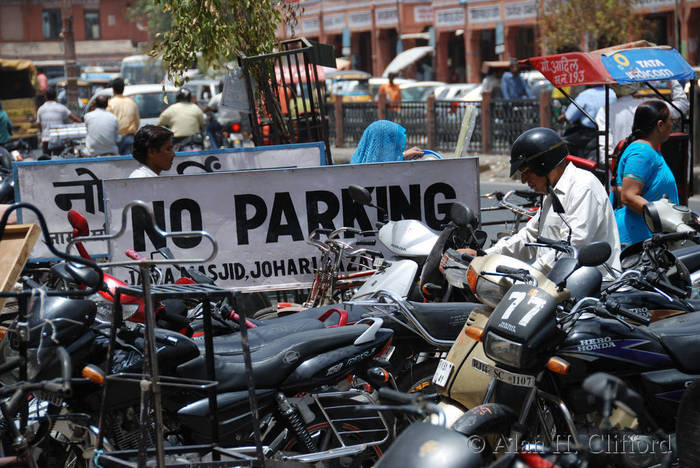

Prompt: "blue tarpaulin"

[600,47,695,84]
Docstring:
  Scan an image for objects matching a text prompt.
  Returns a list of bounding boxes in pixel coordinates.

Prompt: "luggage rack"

[47,122,87,140]
[67,201,264,467]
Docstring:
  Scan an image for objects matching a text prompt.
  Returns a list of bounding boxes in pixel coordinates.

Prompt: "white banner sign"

[375,7,398,26]
[348,11,372,29]
[323,13,346,31]
[414,6,433,23]
[633,0,674,8]
[469,5,501,23]
[504,1,537,20]
[102,158,480,291]
[15,143,325,261]
[302,17,320,34]
[435,7,465,27]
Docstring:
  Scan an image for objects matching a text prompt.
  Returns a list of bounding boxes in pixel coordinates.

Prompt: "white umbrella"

[382,46,434,78]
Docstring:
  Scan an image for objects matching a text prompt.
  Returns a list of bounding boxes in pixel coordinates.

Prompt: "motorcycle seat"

[177,323,376,391]
[405,301,491,342]
[276,303,372,325]
[651,313,700,373]
[194,318,325,356]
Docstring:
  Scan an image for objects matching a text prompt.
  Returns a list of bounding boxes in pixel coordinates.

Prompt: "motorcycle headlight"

[483,331,523,368]
[468,267,505,308]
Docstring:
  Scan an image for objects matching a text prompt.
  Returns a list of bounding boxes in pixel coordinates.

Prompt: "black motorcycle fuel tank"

[607,290,691,320]
[558,316,672,380]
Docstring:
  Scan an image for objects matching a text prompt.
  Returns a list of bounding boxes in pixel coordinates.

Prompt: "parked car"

[434,83,480,101]
[398,81,446,101]
[83,84,179,127]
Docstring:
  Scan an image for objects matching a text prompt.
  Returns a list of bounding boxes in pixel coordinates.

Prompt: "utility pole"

[62,0,79,113]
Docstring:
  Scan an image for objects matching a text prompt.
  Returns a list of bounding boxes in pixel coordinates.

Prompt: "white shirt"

[486,163,621,278]
[207,93,241,124]
[596,80,689,161]
[84,108,119,156]
[129,165,159,178]
[36,101,71,142]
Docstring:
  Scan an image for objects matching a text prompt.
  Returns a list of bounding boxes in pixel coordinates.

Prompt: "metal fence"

[327,97,550,155]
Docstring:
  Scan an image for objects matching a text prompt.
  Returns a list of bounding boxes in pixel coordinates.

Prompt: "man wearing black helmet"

[157,88,204,144]
[449,127,621,277]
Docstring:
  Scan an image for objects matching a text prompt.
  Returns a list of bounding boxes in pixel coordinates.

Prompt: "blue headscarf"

[350,120,407,164]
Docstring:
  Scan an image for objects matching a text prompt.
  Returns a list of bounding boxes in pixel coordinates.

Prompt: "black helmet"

[509,127,568,178]
[176,88,192,103]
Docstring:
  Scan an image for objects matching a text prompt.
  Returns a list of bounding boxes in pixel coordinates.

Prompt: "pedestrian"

[84,95,119,156]
[500,58,533,100]
[107,77,140,155]
[202,81,242,149]
[350,120,423,164]
[612,100,678,246]
[36,87,82,155]
[0,102,12,147]
[377,73,401,111]
[129,125,175,178]
[480,63,502,98]
[443,127,621,278]
[157,88,204,144]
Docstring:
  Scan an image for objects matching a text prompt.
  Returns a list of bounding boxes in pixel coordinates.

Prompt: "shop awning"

[382,46,434,78]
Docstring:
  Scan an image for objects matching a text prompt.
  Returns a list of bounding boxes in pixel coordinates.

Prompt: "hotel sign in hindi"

[435,8,465,27]
[323,13,346,31]
[375,7,398,26]
[348,11,372,29]
[469,5,501,24]
[504,1,537,20]
[302,17,320,34]
[414,6,434,23]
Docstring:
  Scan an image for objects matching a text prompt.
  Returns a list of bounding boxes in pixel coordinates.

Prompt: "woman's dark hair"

[614,100,670,164]
[131,125,173,164]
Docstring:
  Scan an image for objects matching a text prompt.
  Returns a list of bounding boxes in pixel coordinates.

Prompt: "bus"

[120,55,165,85]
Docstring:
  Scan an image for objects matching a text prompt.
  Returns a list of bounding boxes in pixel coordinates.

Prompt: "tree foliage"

[538,0,641,53]
[127,0,299,82]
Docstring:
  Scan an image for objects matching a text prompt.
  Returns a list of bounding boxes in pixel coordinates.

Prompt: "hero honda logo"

[576,337,615,351]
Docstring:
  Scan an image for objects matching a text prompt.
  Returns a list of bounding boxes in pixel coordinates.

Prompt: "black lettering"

[164,268,175,283]
[299,258,311,274]
[424,182,457,230]
[389,184,421,221]
[311,256,318,270]
[267,192,303,243]
[262,261,272,277]
[170,199,203,249]
[250,261,261,278]
[218,263,230,280]
[287,259,298,275]
[272,259,285,276]
[128,269,137,284]
[234,194,267,245]
[207,264,218,281]
[131,202,166,251]
[341,188,373,231]
[306,190,339,233]
[376,185,388,219]
[234,263,246,280]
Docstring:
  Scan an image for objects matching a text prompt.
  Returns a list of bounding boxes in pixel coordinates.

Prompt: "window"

[42,9,62,40]
[85,11,100,40]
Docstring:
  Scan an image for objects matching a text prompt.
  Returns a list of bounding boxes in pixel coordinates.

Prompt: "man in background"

[107,77,140,155]
[501,59,533,100]
[36,87,81,155]
[84,95,119,156]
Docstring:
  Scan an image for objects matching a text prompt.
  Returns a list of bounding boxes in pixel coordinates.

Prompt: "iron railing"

[327,97,553,154]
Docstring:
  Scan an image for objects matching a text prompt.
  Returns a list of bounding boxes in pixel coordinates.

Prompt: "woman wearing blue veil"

[350,120,424,164]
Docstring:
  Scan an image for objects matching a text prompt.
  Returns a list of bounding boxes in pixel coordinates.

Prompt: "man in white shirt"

[36,87,81,155]
[128,125,175,178]
[447,128,621,278]
[595,80,689,163]
[84,95,119,156]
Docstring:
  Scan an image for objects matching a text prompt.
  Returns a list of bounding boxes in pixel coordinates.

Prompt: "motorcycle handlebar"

[644,271,689,299]
[650,231,699,245]
[604,299,651,326]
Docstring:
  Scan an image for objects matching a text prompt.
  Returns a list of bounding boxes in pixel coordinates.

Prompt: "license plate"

[432,358,454,387]
[471,358,535,387]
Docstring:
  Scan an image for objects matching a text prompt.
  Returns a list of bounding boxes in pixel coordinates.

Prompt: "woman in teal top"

[614,100,678,245]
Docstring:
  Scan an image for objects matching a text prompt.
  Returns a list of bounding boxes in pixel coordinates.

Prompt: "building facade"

[280,0,700,83]
[0,0,150,68]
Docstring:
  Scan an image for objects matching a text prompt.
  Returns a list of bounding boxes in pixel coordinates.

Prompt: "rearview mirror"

[450,202,477,229]
[577,242,611,267]
[348,185,372,206]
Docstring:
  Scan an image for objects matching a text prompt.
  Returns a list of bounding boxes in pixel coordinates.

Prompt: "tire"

[252,305,280,321]
[677,381,700,467]
[396,359,439,395]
